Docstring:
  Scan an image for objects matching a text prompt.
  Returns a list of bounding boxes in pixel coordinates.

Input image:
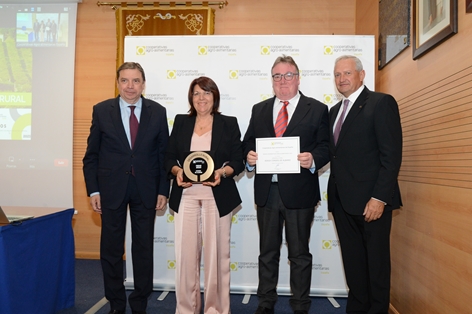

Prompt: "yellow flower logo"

[167,260,176,269]
[167,70,177,79]
[260,46,270,55]
[229,70,238,79]
[198,46,208,55]
[322,240,332,249]
[324,46,333,55]
[136,46,145,55]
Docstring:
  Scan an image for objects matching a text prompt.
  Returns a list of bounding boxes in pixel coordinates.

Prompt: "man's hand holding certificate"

[255,136,300,174]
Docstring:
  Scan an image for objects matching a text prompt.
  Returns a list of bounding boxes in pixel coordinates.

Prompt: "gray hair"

[334,55,363,72]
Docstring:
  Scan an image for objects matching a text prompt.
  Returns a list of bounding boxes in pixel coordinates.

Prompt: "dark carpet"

[58,259,347,314]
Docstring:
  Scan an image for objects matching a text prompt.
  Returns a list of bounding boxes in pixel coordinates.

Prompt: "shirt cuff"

[371,197,386,205]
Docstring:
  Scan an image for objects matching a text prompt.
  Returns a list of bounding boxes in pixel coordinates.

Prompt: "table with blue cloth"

[0,208,75,314]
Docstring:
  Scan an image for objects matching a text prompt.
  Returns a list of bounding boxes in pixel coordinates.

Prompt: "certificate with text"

[256,137,300,174]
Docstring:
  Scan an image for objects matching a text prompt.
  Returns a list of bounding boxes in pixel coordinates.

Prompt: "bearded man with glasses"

[243,55,330,314]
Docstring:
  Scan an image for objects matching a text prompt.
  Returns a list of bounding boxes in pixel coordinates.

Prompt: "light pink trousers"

[174,195,232,314]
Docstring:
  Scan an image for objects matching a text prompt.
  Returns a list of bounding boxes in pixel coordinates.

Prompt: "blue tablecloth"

[0,208,75,314]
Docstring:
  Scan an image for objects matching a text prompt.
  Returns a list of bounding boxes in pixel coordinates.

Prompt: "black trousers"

[100,175,156,311]
[256,183,314,312]
[332,187,392,314]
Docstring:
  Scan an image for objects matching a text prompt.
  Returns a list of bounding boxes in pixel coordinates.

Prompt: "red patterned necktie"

[129,105,139,148]
[275,101,289,137]
[333,99,349,145]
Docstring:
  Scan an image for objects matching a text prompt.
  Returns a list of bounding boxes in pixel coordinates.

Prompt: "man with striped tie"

[243,55,330,314]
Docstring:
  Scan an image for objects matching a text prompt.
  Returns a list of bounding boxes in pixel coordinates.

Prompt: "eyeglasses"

[272,72,299,82]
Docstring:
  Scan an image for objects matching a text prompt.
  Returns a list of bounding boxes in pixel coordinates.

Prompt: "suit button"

[333,155,336,159]
[131,154,134,158]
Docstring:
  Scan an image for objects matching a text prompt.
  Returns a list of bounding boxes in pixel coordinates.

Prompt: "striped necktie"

[275,101,289,137]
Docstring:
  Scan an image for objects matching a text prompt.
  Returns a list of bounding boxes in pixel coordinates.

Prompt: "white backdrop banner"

[124,35,375,297]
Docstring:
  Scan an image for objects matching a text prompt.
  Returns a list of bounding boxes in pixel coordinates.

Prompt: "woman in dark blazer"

[165,76,244,314]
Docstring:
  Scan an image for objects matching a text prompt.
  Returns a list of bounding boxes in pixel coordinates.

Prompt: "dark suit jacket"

[165,114,244,217]
[83,96,170,209]
[328,87,402,214]
[243,93,330,209]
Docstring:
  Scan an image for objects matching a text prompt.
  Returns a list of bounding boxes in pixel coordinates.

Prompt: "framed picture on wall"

[412,0,457,59]
[378,0,410,69]
[467,0,472,13]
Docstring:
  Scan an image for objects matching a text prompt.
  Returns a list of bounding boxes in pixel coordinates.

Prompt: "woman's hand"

[173,166,192,188]
[203,168,222,187]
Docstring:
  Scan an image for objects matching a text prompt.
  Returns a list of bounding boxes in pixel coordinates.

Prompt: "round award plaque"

[182,151,215,183]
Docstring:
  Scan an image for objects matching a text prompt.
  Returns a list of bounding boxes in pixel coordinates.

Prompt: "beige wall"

[73,0,472,313]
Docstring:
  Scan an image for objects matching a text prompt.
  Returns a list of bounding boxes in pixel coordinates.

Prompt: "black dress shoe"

[294,311,308,314]
[108,310,125,314]
[255,306,275,314]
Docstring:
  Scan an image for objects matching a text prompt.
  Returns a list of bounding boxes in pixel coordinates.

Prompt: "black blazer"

[165,114,244,217]
[83,96,170,209]
[243,93,330,209]
[327,87,403,214]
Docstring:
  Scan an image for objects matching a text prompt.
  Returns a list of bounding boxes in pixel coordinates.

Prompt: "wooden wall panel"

[355,1,378,36]
[74,1,119,257]
[215,0,355,35]
[73,0,356,258]
[399,63,472,190]
[390,183,472,313]
[378,0,472,313]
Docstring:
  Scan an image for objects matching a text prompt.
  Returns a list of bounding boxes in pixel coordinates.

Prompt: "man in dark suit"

[243,55,330,314]
[328,55,402,314]
[83,62,169,314]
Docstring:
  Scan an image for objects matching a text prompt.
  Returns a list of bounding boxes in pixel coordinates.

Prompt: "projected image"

[0,3,76,207]
[16,12,69,47]
[0,28,32,141]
